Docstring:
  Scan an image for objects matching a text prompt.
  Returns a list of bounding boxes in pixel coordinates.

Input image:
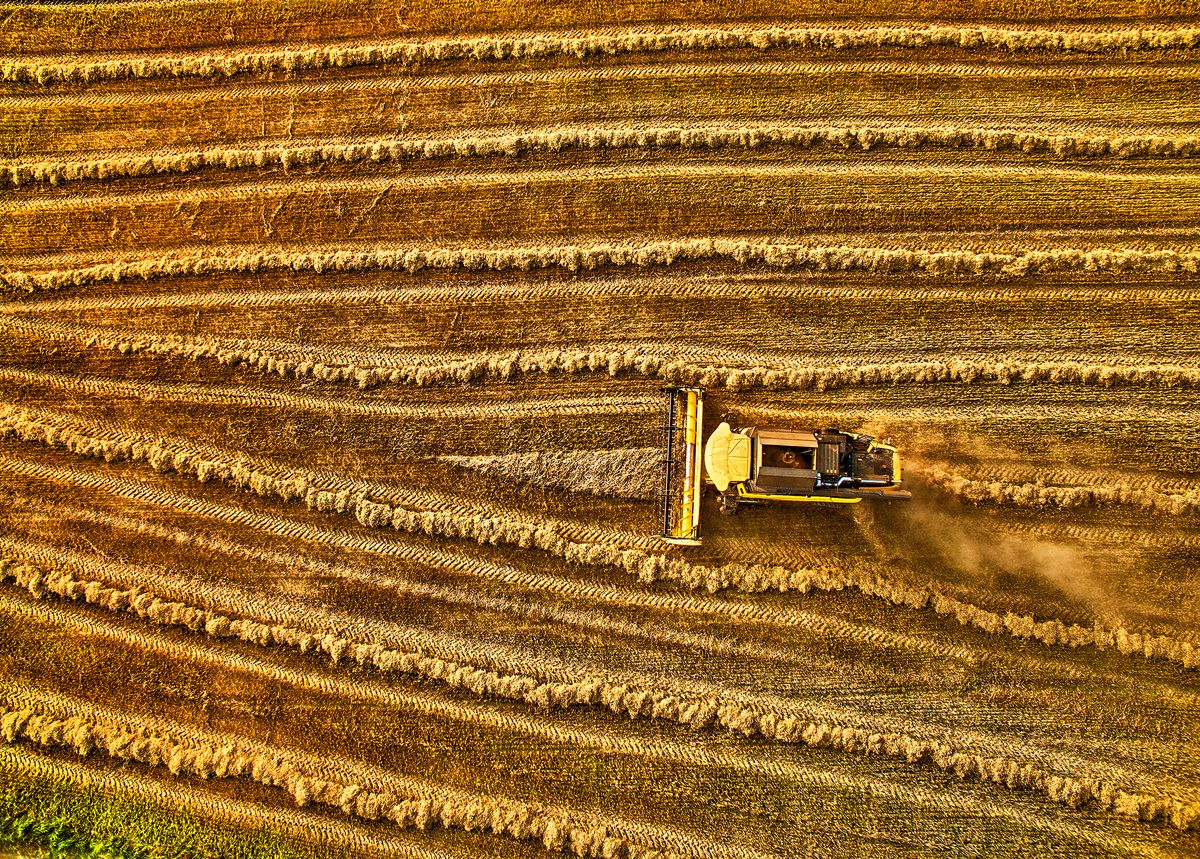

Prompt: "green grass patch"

[0,754,321,859]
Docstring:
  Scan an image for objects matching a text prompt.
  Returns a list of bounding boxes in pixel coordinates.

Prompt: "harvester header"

[660,386,704,546]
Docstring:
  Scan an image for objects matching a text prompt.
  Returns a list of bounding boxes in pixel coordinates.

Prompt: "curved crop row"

[2,551,1194,831]
[1,588,1168,858]
[12,124,1200,187]
[1,404,1195,671]
[0,692,692,859]
[6,23,1200,85]
[915,464,1200,515]
[0,396,656,552]
[0,745,467,859]
[913,460,1200,495]
[32,492,1200,711]
[7,315,1200,394]
[38,484,980,666]
[6,240,1200,295]
[10,274,1198,314]
[0,366,657,426]
[1,529,808,676]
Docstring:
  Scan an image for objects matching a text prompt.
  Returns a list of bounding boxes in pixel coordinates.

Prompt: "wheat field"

[1,1,1198,856]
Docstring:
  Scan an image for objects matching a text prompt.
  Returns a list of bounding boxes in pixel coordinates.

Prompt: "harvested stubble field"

[1,0,1198,857]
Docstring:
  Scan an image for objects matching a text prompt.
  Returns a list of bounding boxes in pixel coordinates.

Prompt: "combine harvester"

[661,386,911,545]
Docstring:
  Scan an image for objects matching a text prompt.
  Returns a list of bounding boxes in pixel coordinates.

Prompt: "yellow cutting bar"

[661,386,704,546]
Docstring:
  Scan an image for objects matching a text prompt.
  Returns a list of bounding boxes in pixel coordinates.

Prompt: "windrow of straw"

[2,551,1196,831]
[36,481,980,665]
[0,693,685,859]
[11,124,1200,187]
[0,743,441,858]
[15,582,1187,856]
[915,464,1200,515]
[1,403,1195,671]
[6,24,1200,85]
[6,316,1200,393]
[5,241,1200,294]
[914,460,1200,494]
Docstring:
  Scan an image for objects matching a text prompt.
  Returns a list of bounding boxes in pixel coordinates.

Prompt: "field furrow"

[2,542,1197,832]
[9,160,1200,256]
[4,2,1198,855]
[8,55,1200,166]
[6,239,1200,296]
[7,315,1200,397]
[5,592,1192,859]
[7,18,1200,81]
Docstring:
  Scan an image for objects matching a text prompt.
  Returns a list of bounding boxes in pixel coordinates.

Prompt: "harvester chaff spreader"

[661,386,911,546]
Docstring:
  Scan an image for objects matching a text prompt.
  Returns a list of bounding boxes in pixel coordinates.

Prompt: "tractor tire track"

[0,745,482,859]
[5,240,1200,295]
[2,547,1195,832]
[0,683,732,859]
[0,595,1161,858]
[5,316,1200,395]
[2,413,1196,674]
[7,22,1200,85]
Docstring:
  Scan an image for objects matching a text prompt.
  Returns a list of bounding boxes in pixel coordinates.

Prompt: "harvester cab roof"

[661,386,911,546]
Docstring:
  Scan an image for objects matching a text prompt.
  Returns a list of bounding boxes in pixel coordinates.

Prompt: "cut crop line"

[12,122,1200,186]
[911,462,1200,515]
[0,534,604,686]
[917,459,1200,494]
[0,746,468,859]
[37,495,1200,709]
[1,406,1195,674]
[5,239,1200,295]
[10,57,1199,109]
[0,366,656,420]
[10,159,1198,211]
[8,272,1200,313]
[0,597,1148,854]
[742,398,1196,425]
[0,682,730,859]
[11,534,1077,761]
[6,23,1200,85]
[5,316,1199,396]
[13,226,1197,274]
[0,526,815,677]
[40,495,980,665]
[3,549,1193,832]
[0,398,657,553]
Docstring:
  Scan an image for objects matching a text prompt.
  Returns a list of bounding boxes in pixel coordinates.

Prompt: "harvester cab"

[659,386,911,545]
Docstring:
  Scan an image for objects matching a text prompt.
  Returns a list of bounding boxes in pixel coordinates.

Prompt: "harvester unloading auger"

[660,386,911,545]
